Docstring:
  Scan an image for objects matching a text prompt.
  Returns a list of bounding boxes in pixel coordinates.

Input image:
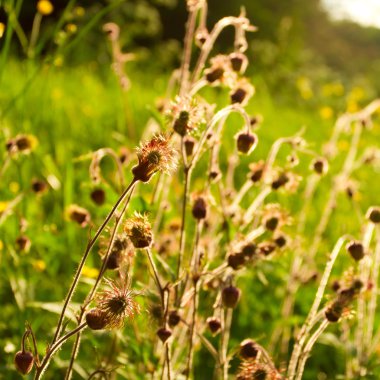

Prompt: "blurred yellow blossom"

[0,201,9,214]
[73,6,85,17]
[322,82,344,97]
[338,140,350,151]
[32,260,46,271]
[37,0,53,15]
[53,55,64,67]
[347,101,359,113]
[65,23,77,34]
[296,76,313,100]
[0,23,5,38]
[9,182,20,194]
[0,240,3,251]
[319,106,334,120]
[82,266,99,279]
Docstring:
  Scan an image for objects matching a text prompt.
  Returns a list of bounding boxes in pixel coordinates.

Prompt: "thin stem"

[51,179,136,345]
[288,236,348,380]
[28,12,42,58]
[294,319,329,380]
[221,308,233,380]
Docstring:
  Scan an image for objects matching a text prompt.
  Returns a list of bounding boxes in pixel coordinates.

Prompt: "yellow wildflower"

[0,23,5,38]
[37,0,54,15]
[319,106,333,120]
[32,260,46,272]
[82,266,99,279]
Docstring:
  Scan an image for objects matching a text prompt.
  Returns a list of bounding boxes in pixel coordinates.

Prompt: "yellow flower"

[73,6,85,17]
[37,0,54,16]
[82,266,99,279]
[0,201,9,214]
[32,260,46,272]
[9,182,20,194]
[322,82,344,97]
[0,240,4,251]
[319,106,334,120]
[296,76,313,100]
[65,23,77,34]
[0,23,5,38]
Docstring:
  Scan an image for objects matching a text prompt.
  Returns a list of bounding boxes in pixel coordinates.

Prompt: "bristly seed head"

[124,212,153,249]
[132,134,177,182]
[366,206,380,224]
[94,277,140,329]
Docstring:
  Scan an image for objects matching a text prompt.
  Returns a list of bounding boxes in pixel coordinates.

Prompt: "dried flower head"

[229,52,248,73]
[132,134,177,182]
[230,79,255,105]
[207,316,221,335]
[366,206,380,224]
[204,55,235,85]
[239,339,259,360]
[236,132,258,154]
[124,212,153,248]
[346,240,365,261]
[168,96,206,136]
[6,134,38,155]
[66,204,91,228]
[237,360,281,380]
[311,157,329,175]
[94,276,140,329]
[262,204,290,232]
[248,161,266,183]
[31,179,48,194]
[90,188,106,205]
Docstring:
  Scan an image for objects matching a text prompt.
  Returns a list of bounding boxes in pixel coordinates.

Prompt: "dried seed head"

[249,161,265,183]
[311,157,329,175]
[239,339,259,360]
[168,310,181,328]
[95,277,140,329]
[14,350,34,375]
[157,327,172,343]
[325,301,343,322]
[195,27,209,47]
[31,179,47,194]
[230,80,255,105]
[271,173,289,190]
[366,206,380,224]
[274,234,287,248]
[331,280,341,292]
[192,196,207,220]
[124,213,153,248]
[346,240,365,261]
[241,243,257,258]
[15,235,31,253]
[90,188,106,205]
[132,134,177,182]
[258,242,277,256]
[236,132,258,154]
[6,134,38,154]
[207,317,221,335]
[184,136,196,156]
[66,204,91,227]
[229,52,248,73]
[204,55,234,85]
[250,115,263,128]
[222,285,241,308]
[237,361,278,380]
[227,252,245,269]
[86,308,108,330]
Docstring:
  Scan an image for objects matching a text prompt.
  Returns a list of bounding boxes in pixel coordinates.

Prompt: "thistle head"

[132,134,177,182]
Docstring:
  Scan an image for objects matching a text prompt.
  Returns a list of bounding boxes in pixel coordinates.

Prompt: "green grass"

[1,56,380,379]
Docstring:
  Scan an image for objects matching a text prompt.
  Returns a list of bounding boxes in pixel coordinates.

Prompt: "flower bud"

[274,234,287,248]
[325,302,343,322]
[67,204,91,228]
[207,317,221,335]
[366,206,380,224]
[227,252,245,269]
[173,111,190,136]
[222,285,241,308]
[168,310,181,328]
[236,132,257,154]
[31,179,47,194]
[258,242,276,256]
[239,339,258,360]
[346,240,365,261]
[192,197,207,220]
[264,216,279,231]
[14,350,34,375]
[230,88,248,104]
[271,173,289,190]
[205,68,224,83]
[125,213,153,249]
[241,243,257,258]
[157,327,172,343]
[86,309,108,330]
[91,188,106,205]
[184,136,196,156]
[311,157,328,175]
[229,52,248,73]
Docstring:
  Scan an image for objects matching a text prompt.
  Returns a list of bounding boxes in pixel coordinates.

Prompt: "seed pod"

[173,110,190,136]
[91,188,106,205]
[264,216,279,231]
[205,67,224,83]
[168,310,181,328]
[241,243,257,258]
[236,132,257,154]
[311,157,328,175]
[184,136,196,156]
[86,309,108,330]
[14,350,34,375]
[229,52,248,73]
[207,317,221,335]
[192,197,207,220]
[239,339,258,360]
[346,240,365,261]
[222,285,241,308]
[274,234,287,248]
[227,252,245,269]
[157,327,172,343]
[31,179,47,194]
[67,204,91,227]
[230,88,248,104]
[366,206,380,224]
[125,213,153,249]
[325,302,343,322]
[271,173,289,190]
[106,250,123,270]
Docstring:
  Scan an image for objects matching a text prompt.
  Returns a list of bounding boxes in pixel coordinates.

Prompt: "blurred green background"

[1,0,380,379]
